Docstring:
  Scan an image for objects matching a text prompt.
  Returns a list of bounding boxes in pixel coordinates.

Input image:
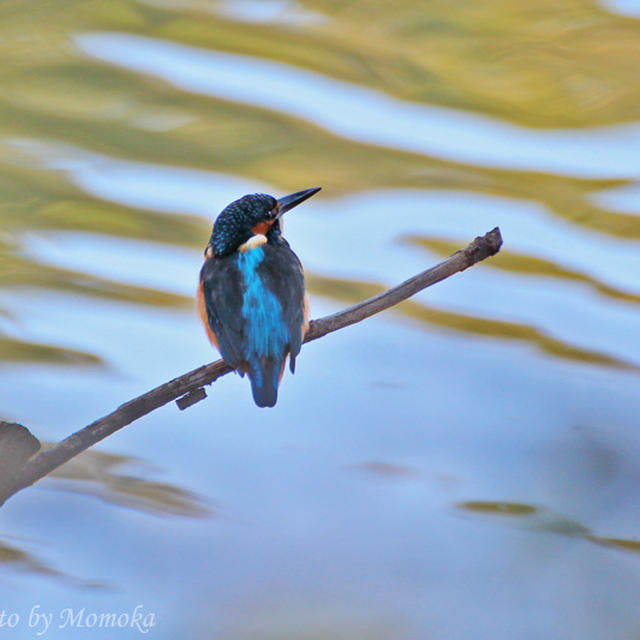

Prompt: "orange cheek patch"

[252,221,273,235]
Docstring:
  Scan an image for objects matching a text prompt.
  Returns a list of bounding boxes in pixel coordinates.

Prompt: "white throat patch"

[238,234,268,252]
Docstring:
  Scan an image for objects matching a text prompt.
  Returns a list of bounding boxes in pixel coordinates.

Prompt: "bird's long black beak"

[277,187,321,217]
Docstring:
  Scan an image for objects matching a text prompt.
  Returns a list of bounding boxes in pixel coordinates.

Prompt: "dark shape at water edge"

[0,421,41,502]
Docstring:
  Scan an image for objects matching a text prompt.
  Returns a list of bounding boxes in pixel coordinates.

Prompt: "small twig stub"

[176,387,208,410]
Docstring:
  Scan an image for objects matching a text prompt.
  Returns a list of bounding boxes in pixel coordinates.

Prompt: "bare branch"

[305,226,503,341]
[0,227,502,505]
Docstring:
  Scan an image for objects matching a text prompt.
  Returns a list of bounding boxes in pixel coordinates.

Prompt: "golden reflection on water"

[458,500,640,558]
[407,235,640,306]
[47,448,213,517]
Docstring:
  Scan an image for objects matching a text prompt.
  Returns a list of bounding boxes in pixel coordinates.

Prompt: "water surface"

[1,2,640,639]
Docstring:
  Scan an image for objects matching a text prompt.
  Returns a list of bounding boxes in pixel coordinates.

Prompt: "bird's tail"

[247,357,285,408]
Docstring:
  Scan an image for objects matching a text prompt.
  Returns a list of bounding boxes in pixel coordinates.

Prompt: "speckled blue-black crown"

[210,193,277,257]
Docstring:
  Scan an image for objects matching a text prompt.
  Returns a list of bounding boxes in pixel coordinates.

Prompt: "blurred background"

[1,0,640,638]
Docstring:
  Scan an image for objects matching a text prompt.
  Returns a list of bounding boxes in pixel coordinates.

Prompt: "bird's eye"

[269,203,281,218]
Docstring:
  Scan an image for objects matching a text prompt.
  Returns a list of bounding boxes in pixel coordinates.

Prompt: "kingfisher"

[198,187,321,407]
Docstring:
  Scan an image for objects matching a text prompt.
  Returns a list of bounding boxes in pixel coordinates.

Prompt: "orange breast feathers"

[197,280,219,350]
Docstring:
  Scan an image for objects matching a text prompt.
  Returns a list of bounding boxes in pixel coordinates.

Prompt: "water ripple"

[75,32,640,179]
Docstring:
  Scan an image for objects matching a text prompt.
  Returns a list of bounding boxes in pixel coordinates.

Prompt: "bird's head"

[206,187,321,258]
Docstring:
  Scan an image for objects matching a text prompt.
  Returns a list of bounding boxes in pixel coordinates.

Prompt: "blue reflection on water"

[74,32,640,178]
[600,0,640,17]
[215,0,328,24]
[590,182,640,215]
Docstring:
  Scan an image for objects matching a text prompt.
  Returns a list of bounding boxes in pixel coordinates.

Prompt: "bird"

[198,187,321,407]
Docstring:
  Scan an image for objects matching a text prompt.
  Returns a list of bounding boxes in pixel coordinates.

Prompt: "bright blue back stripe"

[237,248,289,371]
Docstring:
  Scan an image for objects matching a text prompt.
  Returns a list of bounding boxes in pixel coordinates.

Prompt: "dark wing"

[257,242,306,372]
[199,255,246,370]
